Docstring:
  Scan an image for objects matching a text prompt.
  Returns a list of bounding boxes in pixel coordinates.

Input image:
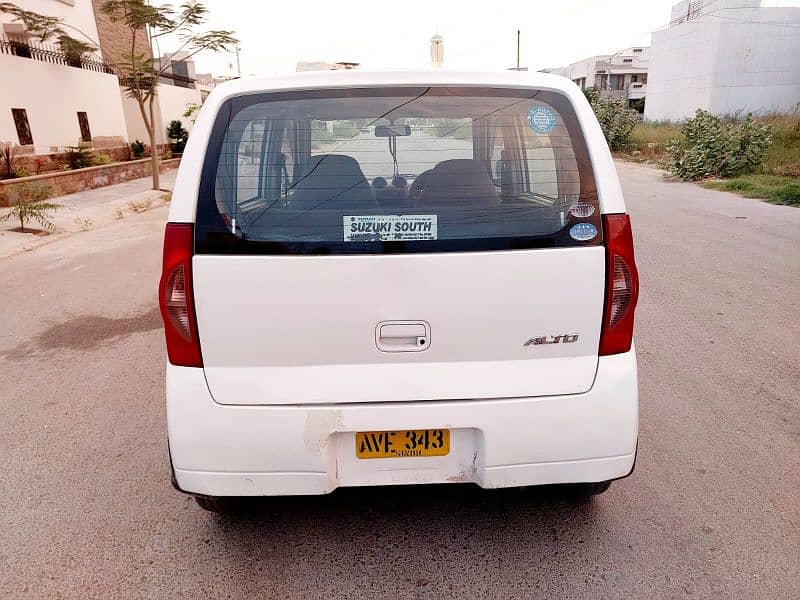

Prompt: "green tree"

[1,183,61,232]
[1,1,237,190]
[101,1,237,189]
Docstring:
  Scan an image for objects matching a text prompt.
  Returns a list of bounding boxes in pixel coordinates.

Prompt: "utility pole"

[516,30,520,70]
[235,45,241,77]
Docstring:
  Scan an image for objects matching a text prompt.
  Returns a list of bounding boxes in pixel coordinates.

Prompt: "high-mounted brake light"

[599,214,639,356]
[158,223,203,367]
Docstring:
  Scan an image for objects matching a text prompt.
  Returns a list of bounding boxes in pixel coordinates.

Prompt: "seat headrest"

[416,159,497,205]
[290,154,375,209]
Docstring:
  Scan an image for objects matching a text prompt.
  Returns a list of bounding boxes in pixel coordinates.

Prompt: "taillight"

[599,214,639,356]
[158,223,202,367]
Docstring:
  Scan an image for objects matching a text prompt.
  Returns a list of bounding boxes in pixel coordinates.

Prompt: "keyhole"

[419,338,426,346]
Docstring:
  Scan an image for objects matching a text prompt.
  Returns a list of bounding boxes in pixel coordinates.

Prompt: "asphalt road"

[1,163,798,599]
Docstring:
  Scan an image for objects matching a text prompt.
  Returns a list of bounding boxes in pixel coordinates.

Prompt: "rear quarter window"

[196,86,601,254]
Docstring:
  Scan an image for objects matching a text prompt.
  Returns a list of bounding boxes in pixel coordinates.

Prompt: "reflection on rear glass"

[202,87,601,253]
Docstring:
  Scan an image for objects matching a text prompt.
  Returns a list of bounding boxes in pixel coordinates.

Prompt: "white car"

[159,70,640,512]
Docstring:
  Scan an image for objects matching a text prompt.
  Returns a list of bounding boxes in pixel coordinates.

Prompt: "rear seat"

[415,159,499,207]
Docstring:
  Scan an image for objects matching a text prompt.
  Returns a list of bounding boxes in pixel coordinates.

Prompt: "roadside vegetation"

[600,100,800,206]
[0,182,61,232]
[0,137,177,182]
[583,88,639,151]
[701,175,800,207]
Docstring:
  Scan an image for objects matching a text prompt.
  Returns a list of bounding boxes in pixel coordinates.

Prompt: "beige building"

[542,47,650,109]
[0,0,201,154]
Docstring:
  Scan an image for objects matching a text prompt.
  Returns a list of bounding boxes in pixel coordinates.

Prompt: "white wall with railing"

[0,53,128,152]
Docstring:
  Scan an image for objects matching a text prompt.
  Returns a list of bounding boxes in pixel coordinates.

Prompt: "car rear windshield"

[196,86,601,254]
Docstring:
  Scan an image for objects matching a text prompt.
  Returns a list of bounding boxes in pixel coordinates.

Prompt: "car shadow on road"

[2,305,162,361]
[196,484,613,595]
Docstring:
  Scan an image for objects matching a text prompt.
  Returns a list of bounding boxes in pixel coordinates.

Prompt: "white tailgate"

[194,248,604,405]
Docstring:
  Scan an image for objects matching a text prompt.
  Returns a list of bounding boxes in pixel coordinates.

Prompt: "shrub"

[11,165,31,178]
[167,120,189,153]
[583,88,640,151]
[0,141,20,179]
[66,145,95,169]
[130,139,147,159]
[665,110,772,181]
[0,183,61,232]
[774,181,800,206]
[91,153,115,166]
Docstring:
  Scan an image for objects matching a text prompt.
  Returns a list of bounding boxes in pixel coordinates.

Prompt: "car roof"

[211,69,578,98]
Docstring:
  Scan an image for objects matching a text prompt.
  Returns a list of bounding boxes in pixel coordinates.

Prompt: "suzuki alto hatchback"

[159,70,640,512]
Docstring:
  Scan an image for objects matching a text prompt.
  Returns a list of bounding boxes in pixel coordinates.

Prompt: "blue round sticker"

[528,106,557,134]
[569,222,598,242]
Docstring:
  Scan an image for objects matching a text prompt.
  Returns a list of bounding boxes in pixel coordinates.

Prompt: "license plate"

[355,429,450,459]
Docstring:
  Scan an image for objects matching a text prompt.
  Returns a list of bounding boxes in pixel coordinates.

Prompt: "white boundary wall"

[0,54,128,152]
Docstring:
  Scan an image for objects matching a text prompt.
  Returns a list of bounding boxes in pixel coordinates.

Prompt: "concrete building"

[156,52,198,89]
[645,0,800,121]
[195,73,217,101]
[542,47,650,108]
[0,0,201,154]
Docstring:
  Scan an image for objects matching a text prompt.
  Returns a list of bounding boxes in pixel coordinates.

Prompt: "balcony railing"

[1,36,197,89]
[0,35,113,74]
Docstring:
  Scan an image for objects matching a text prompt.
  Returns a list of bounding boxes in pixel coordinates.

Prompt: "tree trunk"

[148,95,160,190]
[136,96,161,191]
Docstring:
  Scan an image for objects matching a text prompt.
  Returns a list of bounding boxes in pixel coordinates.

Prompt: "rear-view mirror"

[375,124,411,137]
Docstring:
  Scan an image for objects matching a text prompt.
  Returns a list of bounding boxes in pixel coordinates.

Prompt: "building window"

[623,58,633,63]
[633,48,643,53]
[77,112,92,143]
[11,108,33,145]
[631,75,638,83]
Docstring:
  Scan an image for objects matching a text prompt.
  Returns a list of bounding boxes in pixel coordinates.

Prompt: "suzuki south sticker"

[527,106,557,134]
[344,215,438,242]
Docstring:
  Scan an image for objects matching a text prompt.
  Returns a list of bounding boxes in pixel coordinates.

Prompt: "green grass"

[701,174,800,206]
[628,121,682,148]
[758,115,800,177]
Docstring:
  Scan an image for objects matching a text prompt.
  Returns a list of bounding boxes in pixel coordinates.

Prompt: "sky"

[158,0,800,77]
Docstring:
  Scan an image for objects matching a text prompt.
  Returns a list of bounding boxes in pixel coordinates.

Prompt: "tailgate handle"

[376,321,430,352]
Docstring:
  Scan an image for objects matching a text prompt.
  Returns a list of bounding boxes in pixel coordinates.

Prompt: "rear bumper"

[167,350,638,496]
